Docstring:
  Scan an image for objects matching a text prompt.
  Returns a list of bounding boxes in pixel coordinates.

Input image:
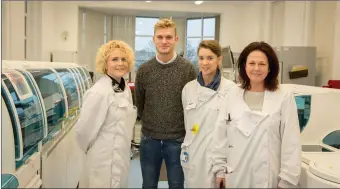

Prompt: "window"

[134,17,159,71]
[185,17,216,70]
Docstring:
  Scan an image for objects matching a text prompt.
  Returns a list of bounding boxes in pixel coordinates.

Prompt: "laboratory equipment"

[221,46,237,83]
[275,47,317,86]
[1,60,92,188]
[280,84,340,188]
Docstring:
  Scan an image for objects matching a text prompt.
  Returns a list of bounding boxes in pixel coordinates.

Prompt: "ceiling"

[80,1,255,18]
[84,7,219,18]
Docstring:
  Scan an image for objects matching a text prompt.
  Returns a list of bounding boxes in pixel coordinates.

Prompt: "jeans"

[140,134,184,189]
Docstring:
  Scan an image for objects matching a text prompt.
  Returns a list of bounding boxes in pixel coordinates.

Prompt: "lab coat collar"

[195,78,226,105]
[100,75,129,95]
[236,86,276,114]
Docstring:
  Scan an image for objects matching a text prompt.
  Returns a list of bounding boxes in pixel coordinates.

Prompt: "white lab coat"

[76,75,137,188]
[211,85,301,188]
[181,78,235,188]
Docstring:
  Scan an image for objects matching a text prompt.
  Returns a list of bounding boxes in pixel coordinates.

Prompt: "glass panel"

[77,69,86,92]
[82,67,91,78]
[187,19,202,37]
[203,18,215,37]
[77,67,87,81]
[65,68,84,100]
[1,87,21,161]
[54,69,80,117]
[17,70,47,126]
[294,95,311,132]
[71,68,85,94]
[135,17,159,36]
[185,37,201,71]
[2,71,44,168]
[76,67,89,90]
[135,36,157,71]
[28,69,66,135]
[203,37,215,40]
[81,67,93,87]
[322,130,340,149]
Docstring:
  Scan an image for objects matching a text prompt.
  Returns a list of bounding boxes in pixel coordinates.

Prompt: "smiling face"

[198,47,221,77]
[106,49,129,81]
[245,50,269,85]
[153,27,178,55]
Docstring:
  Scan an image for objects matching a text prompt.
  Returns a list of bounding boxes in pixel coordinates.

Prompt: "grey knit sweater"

[135,55,197,140]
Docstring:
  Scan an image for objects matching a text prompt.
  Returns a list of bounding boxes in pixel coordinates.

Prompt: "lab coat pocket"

[184,102,197,116]
[117,101,129,108]
[115,100,134,120]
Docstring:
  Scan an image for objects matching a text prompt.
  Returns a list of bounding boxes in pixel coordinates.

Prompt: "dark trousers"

[140,134,184,189]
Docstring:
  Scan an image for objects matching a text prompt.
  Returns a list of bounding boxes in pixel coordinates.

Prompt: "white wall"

[41,1,79,62]
[332,1,340,80]
[77,1,256,53]
[27,1,42,61]
[78,8,105,72]
[271,1,285,47]
[41,1,55,61]
[313,1,337,86]
[3,1,340,84]
[2,1,25,60]
[172,18,186,54]
[270,1,316,47]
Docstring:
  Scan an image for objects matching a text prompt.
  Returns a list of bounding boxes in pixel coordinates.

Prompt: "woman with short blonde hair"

[95,40,135,74]
[76,40,137,188]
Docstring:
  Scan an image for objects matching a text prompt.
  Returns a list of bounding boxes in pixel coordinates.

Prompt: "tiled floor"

[128,156,169,188]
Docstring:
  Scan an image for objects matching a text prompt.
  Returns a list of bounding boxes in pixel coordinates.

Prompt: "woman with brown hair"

[181,40,235,188]
[212,41,301,188]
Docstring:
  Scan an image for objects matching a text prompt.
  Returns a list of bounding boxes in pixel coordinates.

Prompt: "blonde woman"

[76,40,137,188]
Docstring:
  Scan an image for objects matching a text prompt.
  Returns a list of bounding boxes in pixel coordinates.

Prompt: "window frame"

[134,16,160,71]
[184,16,219,70]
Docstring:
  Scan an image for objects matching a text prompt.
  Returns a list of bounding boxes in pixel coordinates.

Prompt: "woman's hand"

[216,177,225,189]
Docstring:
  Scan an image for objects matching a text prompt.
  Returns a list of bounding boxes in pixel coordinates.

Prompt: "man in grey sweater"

[135,18,196,189]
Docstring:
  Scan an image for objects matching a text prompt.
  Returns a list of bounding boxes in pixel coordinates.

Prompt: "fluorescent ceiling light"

[146,1,151,2]
[194,1,203,5]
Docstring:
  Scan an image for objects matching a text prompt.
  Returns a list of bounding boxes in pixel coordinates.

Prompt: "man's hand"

[216,177,225,189]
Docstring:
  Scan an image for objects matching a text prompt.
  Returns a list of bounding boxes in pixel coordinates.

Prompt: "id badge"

[181,151,189,163]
